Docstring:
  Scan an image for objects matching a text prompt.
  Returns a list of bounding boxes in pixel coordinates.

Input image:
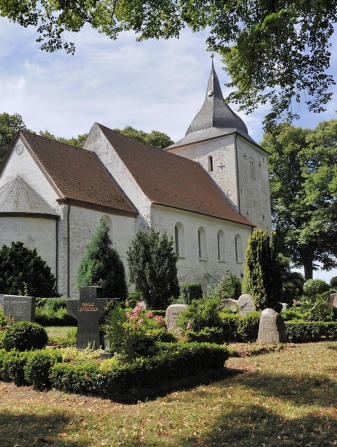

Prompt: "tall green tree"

[0,112,27,161]
[77,219,127,299]
[245,229,282,311]
[1,2,336,127]
[113,126,173,149]
[263,120,337,279]
[127,229,179,309]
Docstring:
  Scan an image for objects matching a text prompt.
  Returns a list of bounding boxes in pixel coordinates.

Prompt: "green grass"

[45,326,76,338]
[0,341,336,446]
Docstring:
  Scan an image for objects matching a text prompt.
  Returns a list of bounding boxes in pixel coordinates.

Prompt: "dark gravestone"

[3,295,35,321]
[66,286,116,349]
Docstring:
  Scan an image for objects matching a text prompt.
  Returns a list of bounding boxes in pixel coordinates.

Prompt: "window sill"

[218,260,226,264]
[199,257,208,262]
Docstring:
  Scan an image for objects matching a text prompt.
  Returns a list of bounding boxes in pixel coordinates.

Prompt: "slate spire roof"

[169,60,254,148]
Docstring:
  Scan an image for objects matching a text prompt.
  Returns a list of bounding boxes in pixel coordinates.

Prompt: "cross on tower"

[217,162,225,170]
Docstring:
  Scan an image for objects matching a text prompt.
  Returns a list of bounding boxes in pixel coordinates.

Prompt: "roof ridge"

[96,122,202,168]
[20,130,92,154]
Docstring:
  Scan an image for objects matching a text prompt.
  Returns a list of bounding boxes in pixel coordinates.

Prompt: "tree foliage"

[263,120,337,279]
[0,241,57,297]
[244,229,282,311]
[0,112,27,161]
[77,219,127,299]
[1,2,336,127]
[114,126,173,149]
[127,229,179,309]
[39,130,88,148]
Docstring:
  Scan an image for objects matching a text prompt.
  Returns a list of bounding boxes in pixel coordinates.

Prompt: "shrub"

[210,270,241,302]
[105,304,169,361]
[177,298,222,333]
[181,282,203,304]
[127,229,179,309]
[244,229,282,311]
[281,308,307,321]
[303,279,330,298]
[186,327,225,344]
[220,312,241,342]
[24,350,62,390]
[237,312,261,342]
[0,350,29,386]
[0,241,57,297]
[306,293,335,322]
[125,290,143,308]
[35,300,77,326]
[77,218,127,299]
[330,276,337,289]
[3,321,48,351]
[286,321,337,342]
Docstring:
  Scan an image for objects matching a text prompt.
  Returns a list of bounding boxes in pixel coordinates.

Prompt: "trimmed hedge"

[51,342,228,400]
[181,282,203,305]
[3,321,48,351]
[35,298,77,326]
[286,321,337,343]
[0,342,228,401]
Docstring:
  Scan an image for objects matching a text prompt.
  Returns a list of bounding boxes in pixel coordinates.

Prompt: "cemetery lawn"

[0,342,336,447]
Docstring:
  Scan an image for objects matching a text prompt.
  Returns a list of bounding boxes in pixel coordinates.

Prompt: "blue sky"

[1,17,336,282]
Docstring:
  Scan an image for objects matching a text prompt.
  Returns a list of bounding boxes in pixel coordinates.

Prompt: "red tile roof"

[98,124,252,226]
[19,131,137,216]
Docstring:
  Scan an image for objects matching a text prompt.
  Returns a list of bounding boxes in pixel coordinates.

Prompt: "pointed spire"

[185,58,249,137]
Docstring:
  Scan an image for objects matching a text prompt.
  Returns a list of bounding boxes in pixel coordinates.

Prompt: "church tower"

[166,60,271,230]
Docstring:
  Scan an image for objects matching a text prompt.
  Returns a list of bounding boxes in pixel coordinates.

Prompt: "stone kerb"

[237,294,255,316]
[3,295,35,322]
[165,304,187,332]
[257,308,287,344]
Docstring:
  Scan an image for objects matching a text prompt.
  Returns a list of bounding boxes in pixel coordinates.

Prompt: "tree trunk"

[302,247,313,280]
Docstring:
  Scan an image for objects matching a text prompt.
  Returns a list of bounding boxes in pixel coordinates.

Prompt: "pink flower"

[132,306,142,315]
[155,315,165,326]
[137,319,143,327]
[125,312,131,318]
[146,312,153,319]
[186,322,192,330]
[130,315,137,322]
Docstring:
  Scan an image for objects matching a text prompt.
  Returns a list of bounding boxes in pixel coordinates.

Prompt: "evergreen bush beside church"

[77,218,127,299]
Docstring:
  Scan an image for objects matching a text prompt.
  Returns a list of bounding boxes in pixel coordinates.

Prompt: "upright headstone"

[328,293,337,310]
[165,304,187,332]
[237,294,255,316]
[257,308,287,344]
[3,295,35,321]
[66,286,117,349]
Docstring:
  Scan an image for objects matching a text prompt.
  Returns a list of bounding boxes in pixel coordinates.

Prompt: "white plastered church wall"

[84,124,151,231]
[151,204,251,294]
[0,138,60,278]
[67,205,136,297]
[167,134,239,211]
[236,136,272,231]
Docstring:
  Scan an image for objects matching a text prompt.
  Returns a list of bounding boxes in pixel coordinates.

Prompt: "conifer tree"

[77,219,127,299]
[127,229,179,309]
[0,241,57,297]
[244,229,282,311]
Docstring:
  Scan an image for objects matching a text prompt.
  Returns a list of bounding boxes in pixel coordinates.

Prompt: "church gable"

[0,176,58,216]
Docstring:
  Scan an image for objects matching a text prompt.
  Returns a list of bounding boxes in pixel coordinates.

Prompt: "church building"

[0,62,271,297]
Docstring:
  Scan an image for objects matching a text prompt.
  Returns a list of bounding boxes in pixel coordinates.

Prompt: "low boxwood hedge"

[286,321,337,342]
[0,342,229,400]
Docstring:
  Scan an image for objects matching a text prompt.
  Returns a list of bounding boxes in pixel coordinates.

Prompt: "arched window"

[208,156,213,172]
[198,227,207,259]
[235,234,243,264]
[174,222,185,257]
[217,230,225,261]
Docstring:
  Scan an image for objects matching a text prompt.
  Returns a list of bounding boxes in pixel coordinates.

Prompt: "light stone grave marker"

[257,308,287,344]
[66,286,117,349]
[328,293,337,310]
[3,295,35,321]
[165,304,187,332]
[237,294,255,316]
